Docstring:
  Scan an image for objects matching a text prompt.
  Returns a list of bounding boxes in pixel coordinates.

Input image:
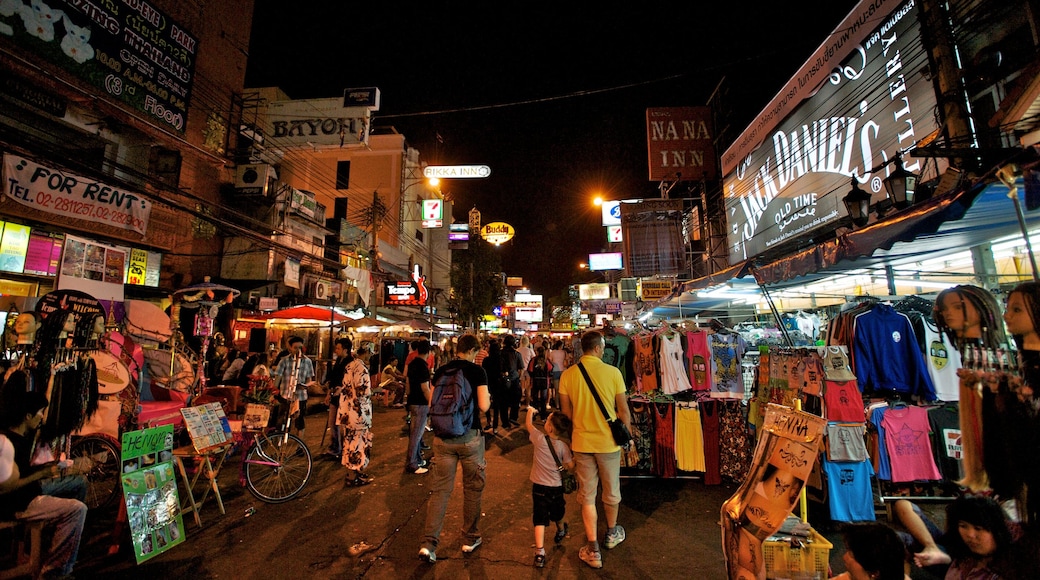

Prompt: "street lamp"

[883,154,917,209]
[842,178,872,228]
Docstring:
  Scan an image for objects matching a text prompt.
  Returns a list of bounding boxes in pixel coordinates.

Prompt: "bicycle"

[68,433,121,510]
[242,400,313,503]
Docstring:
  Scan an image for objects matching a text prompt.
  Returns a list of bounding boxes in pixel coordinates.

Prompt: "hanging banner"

[3,154,152,235]
[120,424,185,564]
[721,404,826,579]
[58,235,126,302]
[620,199,685,277]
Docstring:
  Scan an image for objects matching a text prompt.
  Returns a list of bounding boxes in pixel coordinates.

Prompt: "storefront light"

[883,154,917,210]
[843,178,872,228]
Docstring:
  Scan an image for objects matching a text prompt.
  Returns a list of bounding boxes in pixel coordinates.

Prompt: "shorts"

[574,450,622,506]
[532,483,566,526]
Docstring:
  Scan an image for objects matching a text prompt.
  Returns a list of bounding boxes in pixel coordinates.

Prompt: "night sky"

[245,1,861,300]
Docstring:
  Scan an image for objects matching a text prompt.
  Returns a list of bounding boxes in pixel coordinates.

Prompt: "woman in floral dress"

[339,342,375,486]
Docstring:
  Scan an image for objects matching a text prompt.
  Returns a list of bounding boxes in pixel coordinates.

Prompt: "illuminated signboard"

[723,0,938,263]
[601,200,621,227]
[578,283,611,301]
[423,165,492,179]
[481,222,515,245]
[607,225,623,243]
[588,252,623,271]
[24,231,63,276]
[0,222,30,273]
[385,276,429,306]
[646,107,716,181]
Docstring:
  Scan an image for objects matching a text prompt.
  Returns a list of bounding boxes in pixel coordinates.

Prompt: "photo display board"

[120,425,185,564]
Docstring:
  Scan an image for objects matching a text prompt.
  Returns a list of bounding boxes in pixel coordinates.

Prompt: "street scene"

[3,0,1040,579]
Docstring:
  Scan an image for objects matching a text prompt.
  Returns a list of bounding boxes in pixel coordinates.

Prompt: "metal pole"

[1009,188,1040,281]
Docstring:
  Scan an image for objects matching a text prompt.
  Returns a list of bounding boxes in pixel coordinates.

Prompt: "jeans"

[406,404,430,470]
[422,429,486,549]
[16,494,87,576]
[40,474,88,503]
[506,378,521,421]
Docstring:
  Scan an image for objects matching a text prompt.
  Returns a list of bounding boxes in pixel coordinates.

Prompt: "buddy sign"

[480,222,514,245]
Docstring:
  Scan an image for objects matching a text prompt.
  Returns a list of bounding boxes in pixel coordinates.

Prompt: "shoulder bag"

[546,434,577,493]
[576,362,632,447]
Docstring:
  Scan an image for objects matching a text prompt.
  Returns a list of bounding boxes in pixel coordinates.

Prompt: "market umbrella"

[386,318,434,331]
[267,305,348,322]
[340,316,387,328]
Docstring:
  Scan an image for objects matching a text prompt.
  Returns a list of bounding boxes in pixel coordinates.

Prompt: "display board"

[120,425,185,564]
[180,402,231,452]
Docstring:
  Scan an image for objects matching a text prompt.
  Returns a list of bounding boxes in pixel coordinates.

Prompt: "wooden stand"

[172,442,232,527]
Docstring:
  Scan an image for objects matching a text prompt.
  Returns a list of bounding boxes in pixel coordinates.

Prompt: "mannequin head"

[1005,282,1040,350]
[934,285,1007,351]
[13,312,40,345]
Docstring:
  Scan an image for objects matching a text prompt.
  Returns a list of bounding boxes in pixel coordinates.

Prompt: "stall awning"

[644,173,1040,319]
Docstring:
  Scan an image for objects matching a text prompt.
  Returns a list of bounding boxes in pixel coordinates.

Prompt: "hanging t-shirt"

[822,458,877,522]
[675,406,706,472]
[603,332,635,388]
[920,322,961,401]
[686,330,712,392]
[658,332,691,395]
[826,423,869,462]
[869,406,893,480]
[928,403,963,482]
[824,380,866,422]
[632,332,658,394]
[710,333,747,399]
[881,405,942,482]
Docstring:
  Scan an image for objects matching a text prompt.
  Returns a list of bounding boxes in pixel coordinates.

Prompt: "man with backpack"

[419,334,491,564]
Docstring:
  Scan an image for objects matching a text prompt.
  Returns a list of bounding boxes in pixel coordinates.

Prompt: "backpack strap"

[545,434,564,471]
[577,362,614,425]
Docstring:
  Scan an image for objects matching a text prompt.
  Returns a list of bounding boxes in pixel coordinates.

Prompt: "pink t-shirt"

[686,331,712,392]
[881,405,942,482]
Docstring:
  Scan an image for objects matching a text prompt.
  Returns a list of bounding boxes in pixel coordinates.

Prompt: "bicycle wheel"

[244,433,312,503]
[69,434,121,510]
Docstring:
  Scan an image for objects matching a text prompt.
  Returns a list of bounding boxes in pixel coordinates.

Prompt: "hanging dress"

[651,402,676,478]
[674,405,705,473]
[701,400,722,485]
[628,401,654,472]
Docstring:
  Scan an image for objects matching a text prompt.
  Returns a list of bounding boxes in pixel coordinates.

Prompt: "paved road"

[72,401,863,579]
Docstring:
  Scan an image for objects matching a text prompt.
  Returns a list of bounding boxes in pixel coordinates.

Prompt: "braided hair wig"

[933,285,1008,352]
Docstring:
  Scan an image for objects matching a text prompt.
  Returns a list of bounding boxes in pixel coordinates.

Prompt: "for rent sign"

[3,154,152,235]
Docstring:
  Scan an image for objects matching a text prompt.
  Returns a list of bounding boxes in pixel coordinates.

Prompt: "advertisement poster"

[721,404,826,579]
[120,425,184,564]
[58,234,126,302]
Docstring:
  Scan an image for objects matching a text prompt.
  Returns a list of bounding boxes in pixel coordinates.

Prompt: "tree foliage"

[448,237,505,330]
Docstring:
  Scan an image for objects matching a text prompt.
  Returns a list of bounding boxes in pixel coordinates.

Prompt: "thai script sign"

[4,154,152,235]
[0,0,198,133]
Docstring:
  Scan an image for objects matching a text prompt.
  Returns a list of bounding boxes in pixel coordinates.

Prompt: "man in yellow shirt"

[559,330,635,570]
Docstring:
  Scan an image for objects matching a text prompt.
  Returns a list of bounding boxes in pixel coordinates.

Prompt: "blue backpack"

[429,366,474,438]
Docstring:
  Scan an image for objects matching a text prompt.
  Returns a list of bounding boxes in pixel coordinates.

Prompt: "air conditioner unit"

[312,280,333,300]
[235,164,277,196]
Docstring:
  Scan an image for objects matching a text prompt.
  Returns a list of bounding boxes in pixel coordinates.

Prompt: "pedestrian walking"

[482,339,509,433]
[559,330,635,570]
[418,334,490,564]
[405,340,432,474]
[272,336,317,440]
[548,340,568,410]
[501,335,524,424]
[517,335,535,405]
[525,405,573,568]
[528,345,554,418]
[339,341,375,486]
[322,337,353,458]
